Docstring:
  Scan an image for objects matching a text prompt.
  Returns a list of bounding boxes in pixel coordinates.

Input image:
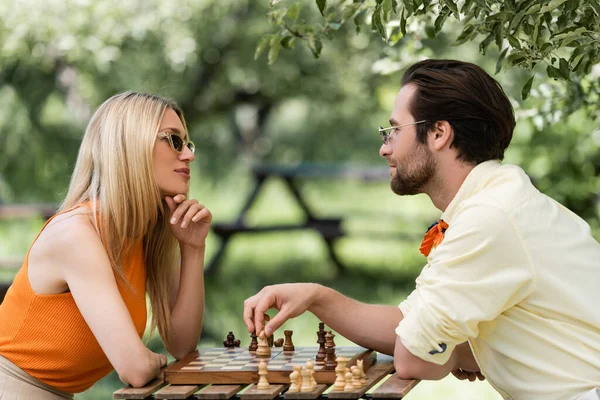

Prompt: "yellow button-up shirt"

[396,160,600,400]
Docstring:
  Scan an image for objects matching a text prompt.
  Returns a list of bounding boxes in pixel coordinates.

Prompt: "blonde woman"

[0,92,211,399]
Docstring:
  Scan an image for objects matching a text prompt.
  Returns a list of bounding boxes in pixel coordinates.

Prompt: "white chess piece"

[334,356,346,391]
[352,365,362,388]
[257,360,270,390]
[306,359,317,389]
[300,367,312,392]
[344,370,354,392]
[289,369,300,392]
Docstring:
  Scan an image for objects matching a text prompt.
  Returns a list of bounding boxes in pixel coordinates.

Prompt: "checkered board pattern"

[165,346,375,385]
[181,346,366,372]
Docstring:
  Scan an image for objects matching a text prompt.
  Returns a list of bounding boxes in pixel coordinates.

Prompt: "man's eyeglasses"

[159,131,195,154]
[378,120,426,145]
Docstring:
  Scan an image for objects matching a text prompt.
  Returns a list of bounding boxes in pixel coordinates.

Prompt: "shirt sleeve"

[396,204,535,365]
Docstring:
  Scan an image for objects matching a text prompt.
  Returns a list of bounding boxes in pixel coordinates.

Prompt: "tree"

[259,0,600,109]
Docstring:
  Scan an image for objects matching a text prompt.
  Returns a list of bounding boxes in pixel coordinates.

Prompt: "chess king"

[243,59,600,400]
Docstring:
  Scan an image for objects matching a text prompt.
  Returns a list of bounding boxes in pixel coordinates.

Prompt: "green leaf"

[372,6,387,39]
[254,35,271,60]
[589,0,600,16]
[434,7,451,36]
[455,24,476,45]
[559,57,571,79]
[540,0,569,13]
[268,36,283,64]
[316,0,326,16]
[494,23,503,50]
[495,48,509,74]
[441,0,460,19]
[507,34,521,49]
[540,42,553,55]
[461,0,474,13]
[308,35,323,57]
[547,65,565,80]
[383,0,393,17]
[286,3,301,22]
[479,32,495,55]
[400,7,407,35]
[521,75,534,100]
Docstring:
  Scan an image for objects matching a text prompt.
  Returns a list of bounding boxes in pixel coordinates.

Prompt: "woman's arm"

[39,215,166,387]
[162,194,212,359]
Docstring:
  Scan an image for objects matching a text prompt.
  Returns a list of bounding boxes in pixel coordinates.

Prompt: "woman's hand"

[165,194,212,250]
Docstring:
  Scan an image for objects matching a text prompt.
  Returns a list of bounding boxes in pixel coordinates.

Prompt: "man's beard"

[390,143,436,196]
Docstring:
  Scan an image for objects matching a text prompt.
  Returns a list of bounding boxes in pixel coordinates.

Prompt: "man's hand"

[243,283,321,336]
[452,342,484,382]
[451,368,485,381]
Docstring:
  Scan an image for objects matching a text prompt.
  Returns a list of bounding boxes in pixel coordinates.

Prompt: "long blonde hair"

[60,91,186,343]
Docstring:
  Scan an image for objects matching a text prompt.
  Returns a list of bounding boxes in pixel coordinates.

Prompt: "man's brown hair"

[402,59,515,164]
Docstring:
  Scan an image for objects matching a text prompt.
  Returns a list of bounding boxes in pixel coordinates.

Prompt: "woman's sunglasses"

[159,131,195,154]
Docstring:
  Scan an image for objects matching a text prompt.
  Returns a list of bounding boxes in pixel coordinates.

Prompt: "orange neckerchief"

[419,219,449,257]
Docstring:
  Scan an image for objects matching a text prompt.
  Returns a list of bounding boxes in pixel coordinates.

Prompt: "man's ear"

[428,121,453,151]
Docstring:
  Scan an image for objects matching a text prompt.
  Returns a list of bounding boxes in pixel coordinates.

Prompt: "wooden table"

[113,348,419,399]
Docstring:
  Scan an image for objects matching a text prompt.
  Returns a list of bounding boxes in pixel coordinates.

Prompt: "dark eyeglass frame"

[378,120,426,145]
[159,131,195,154]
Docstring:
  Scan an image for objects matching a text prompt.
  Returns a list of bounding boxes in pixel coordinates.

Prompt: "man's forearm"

[308,284,402,355]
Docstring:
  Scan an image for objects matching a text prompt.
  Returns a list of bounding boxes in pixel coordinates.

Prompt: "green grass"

[1,169,502,399]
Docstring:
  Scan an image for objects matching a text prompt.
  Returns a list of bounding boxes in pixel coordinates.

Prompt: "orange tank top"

[0,205,147,393]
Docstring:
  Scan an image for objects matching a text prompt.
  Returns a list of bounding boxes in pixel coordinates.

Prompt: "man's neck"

[425,160,475,212]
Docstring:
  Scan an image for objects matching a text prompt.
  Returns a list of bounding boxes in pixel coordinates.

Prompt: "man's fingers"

[243,295,259,333]
[265,310,290,336]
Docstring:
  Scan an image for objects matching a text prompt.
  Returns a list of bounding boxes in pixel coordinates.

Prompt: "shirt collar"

[441,160,502,223]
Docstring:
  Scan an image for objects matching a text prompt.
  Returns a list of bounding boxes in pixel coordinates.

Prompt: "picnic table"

[207,163,396,275]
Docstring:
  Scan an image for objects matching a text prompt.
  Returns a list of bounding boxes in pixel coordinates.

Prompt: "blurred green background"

[0,0,598,399]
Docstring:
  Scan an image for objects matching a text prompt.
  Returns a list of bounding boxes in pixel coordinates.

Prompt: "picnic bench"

[207,163,401,275]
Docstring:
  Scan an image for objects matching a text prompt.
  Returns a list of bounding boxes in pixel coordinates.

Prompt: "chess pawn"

[344,370,354,392]
[293,365,302,387]
[257,360,270,390]
[283,330,295,352]
[289,370,300,392]
[306,360,317,389]
[300,367,312,392]
[351,366,362,388]
[249,332,258,352]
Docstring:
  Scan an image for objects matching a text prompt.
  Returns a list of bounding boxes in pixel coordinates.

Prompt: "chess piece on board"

[315,322,326,364]
[249,332,258,352]
[263,314,274,347]
[328,331,336,347]
[300,367,312,392]
[324,331,337,370]
[289,368,300,392]
[357,359,366,386]
[351,366,362,388]
[333,355,347,391]
[283,330,295,352]
[223,331,241,348]
[257,360,270,390]
[273,338,284,347]
[306,359,317,389]
[256,330,271,358]
[344,369,354,392]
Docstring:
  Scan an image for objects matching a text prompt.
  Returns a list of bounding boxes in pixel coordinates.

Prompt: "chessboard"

[164,347,376,385]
